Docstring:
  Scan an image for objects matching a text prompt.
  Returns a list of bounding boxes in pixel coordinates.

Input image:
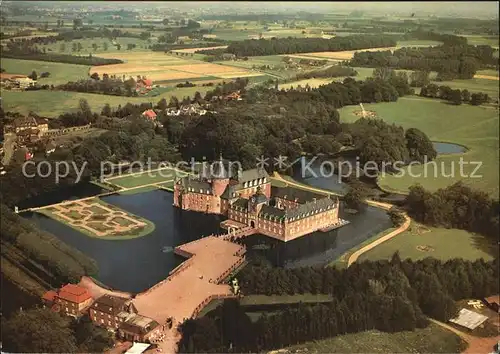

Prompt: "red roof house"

[41,284,93,318]
[137,79,153,92]
[142,109,157,120]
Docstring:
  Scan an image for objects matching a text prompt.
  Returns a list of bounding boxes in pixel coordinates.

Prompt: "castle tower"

[211,155,230,196]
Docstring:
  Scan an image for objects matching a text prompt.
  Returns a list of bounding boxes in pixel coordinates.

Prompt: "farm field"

[0,58,90,85]
[278,78,334,90]
[358,222,496,262]
[90,51,265,82]
[38,37,150,55]
[171,45,228,54]
[284,323,465,354]
[339,97,499,197]
[0,86,214,117]
[464,35,499,48]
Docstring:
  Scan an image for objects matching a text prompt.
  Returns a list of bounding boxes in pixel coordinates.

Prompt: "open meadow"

[339,97,499,197]
[0,86,214,117]
[358,222,496,262]
[0,58,90,85]
[284,323,465,354]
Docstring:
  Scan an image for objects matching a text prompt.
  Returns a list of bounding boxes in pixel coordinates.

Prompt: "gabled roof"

[258,195,337,222]
[58,284,92,304]
[92,294,129,315]
[139,79,153,86]
[142,109,157,119]
[231,198,248,210]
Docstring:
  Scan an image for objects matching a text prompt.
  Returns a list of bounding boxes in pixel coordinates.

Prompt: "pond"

[22,190,223,293]
[433,142,467,155]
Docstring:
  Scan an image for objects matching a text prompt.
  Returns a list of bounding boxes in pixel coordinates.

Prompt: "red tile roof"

[58,284,92,304]
[142,109,157,119]
[42,290,57,302]
[142,79,153,86]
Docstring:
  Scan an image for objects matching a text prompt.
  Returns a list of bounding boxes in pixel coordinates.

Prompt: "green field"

[358,222,496,262]
[431,76,499,96]
[107,168,185,189]
[465,35,499,47]
[339,97,499,197]
[0,58,90,85]
[0,86,215,117]
[285,323,465,354]
[39,36,151,55]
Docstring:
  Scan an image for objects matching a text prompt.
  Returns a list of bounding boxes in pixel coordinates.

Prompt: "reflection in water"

[22,191,222,293]
[243,202,391,268]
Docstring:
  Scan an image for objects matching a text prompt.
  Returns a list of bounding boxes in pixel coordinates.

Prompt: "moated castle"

[173,158,348,242]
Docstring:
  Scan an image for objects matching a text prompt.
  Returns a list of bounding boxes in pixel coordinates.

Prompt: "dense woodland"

[179,256,498,352]
[225,35,397,56]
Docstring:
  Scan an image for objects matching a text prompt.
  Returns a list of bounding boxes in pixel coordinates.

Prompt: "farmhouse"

[166,103,207,116]
[173,158,346,241]
[136,78,153,94]
[3,116,48,136]
[42,284,93,318]
[0,73,36,90]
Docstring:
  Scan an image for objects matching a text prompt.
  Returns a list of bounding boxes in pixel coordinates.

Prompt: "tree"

[28,70,38,80]
[72,42,77,52]
[162,18,170,25]
[127,43,136,50]
[73,18,83,30]
[372,67,396,81]
[388,208,406,227]
[157,98,168,110]
[1,308,78,353]
[101,103,112,117]
[405,127,437,163]
[103,42,108,51]
[343,182,368,210]
[90,72,100,80]
[461,89,470,102]
[79,98,92,119]
[59,43,66,52]
[77,42,83,52]
[71,315,113,352]
[116,43,121,50]
[450,89,462,105]
[92,43,98,52]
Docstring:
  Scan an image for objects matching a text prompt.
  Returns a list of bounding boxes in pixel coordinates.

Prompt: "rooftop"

[272,186,326,203]
[93,294,130,315]
[58,284,92,304]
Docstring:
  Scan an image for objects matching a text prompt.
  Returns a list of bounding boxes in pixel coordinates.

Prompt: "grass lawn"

[328,226,396,269]
[431,77,499,96]
[1,86,214,117]
[339,97,499,197]
[358,222,496,262]
[0,58,90,85]
[285,323,465,353]
[107,168,183,188]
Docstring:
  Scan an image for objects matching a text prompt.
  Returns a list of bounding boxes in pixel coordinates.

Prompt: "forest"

[178,256,498,352]
[225,35,397,56]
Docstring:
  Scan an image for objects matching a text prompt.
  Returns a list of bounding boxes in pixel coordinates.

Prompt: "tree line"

[178,256,498,352]
[405,182,499,242]
[56,73,139,97]
[224,35,398,57]
[0,204,98,285]
[420,83,491,105]
[350,44,498,79]
[294,65,357,80]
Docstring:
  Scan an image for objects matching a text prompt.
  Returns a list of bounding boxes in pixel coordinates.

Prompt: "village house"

[166,103,207,116]
[136,78,153,94]
[117,314,161,342]
[3,116,48,136]
[141,109,163,128]
[90,294,135,330]
[0,73,36,90]
[42,284,93,318]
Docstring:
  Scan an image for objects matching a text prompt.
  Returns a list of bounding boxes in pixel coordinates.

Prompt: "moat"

[22,186,391,293]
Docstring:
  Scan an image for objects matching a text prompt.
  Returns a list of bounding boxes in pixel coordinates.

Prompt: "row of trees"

[420,84,491,105]
[294,65,358,80]
[225,35,398,56]
[56,74,138,97]
[0,204,98,284]
[179,256,498,352]
[350,44,498,79]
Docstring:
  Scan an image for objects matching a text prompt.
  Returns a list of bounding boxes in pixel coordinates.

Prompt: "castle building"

[174,159,346,242]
